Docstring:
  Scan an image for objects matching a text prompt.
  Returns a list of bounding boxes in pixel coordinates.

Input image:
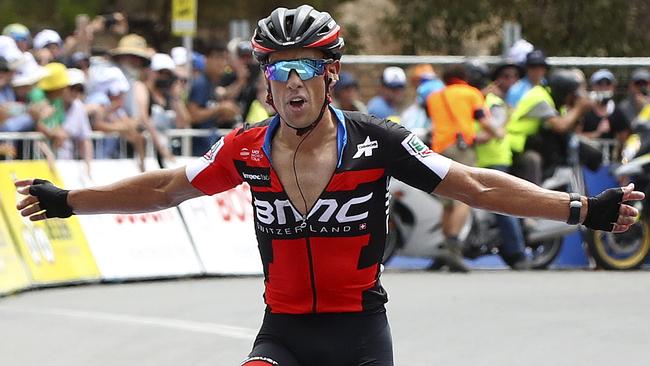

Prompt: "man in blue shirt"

[366,66,406,120]
[188,40,241,156]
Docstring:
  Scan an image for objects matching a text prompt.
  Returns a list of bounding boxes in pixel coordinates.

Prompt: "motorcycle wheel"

[383,220,403,264]
[526,236,563,269]
[584,218,650,270]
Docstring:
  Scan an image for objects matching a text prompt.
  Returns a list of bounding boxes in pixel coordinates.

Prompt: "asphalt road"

[1,270,649,366]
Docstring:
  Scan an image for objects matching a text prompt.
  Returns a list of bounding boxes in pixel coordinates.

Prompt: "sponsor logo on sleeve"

[203,137,225,163]
[402,133,434,158]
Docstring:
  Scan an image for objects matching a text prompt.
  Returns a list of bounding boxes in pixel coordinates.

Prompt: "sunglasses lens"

[265,59,327,82]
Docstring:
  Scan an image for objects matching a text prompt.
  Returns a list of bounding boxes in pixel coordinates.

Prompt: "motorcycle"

[384,130,584,270]
[582,123,650,270]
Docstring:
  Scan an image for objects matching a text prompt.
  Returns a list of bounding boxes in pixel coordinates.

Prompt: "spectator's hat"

[68,51,90,68]
[491,59,523,81]
[631,68,650,83]
[409,64,437,86]
[416,78,445,104]
[38,62,69,91]
[382,66,406,88]
[192,51,206,72]
[171,47,188,66]
[11,53,49,87]
[525,49,549,68]
[87,65,130,97]
[589,69,616,85]
[2,23,31,42]
[507,39,534,65]
[33,29,62,49]
[151,53,176,72]
[0,35,26,69]
[334,72,358,93]
[86,66,129,106]
[110,34,153,62]
[67,68,86,87]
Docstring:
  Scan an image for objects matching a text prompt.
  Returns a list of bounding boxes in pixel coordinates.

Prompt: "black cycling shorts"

[241,311,393,366]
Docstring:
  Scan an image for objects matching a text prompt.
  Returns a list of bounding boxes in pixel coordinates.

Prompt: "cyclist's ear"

[327,60,341,79]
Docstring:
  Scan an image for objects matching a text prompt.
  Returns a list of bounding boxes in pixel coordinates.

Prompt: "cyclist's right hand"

[15,179,74,221]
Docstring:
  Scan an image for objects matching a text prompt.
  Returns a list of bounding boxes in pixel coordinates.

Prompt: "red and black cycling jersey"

[186,107,451,314]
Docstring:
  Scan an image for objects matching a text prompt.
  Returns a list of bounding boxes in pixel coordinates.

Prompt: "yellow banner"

[0,161,99,284]
[0,207,30,295]
[172,0,197,36]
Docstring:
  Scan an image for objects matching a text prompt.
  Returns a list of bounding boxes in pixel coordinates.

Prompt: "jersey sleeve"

[185,129,244,195]
[385,121,452,193]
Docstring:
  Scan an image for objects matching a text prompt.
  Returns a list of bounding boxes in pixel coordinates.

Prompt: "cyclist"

[15,6,644,366]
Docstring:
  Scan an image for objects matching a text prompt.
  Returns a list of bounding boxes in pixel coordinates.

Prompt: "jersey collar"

[262,105,348,168]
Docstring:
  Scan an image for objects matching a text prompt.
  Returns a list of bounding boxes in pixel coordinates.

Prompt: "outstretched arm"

[434,162,644,233]
[16,166,203,221]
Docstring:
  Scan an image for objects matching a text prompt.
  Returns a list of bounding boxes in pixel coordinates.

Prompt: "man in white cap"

[5,53,54,135]
[149,53,191,131]
[619,68,650,125]
[3,23,31,53]
[366,66,407,120]
[578,69,630,158]
[86,64,146,171]
[33,29,64,63]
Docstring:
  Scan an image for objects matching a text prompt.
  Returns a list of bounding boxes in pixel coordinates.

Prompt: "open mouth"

[288,97,306,109]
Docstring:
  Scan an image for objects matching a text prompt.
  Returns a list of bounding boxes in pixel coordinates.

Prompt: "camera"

[588,90,613,105]
[101,14,118,28]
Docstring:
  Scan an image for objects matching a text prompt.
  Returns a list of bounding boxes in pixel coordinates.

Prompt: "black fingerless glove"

[583,187,624,232]
[28,179,74,218]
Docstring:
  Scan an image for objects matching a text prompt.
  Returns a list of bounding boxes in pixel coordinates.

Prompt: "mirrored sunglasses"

[264,58,332,82]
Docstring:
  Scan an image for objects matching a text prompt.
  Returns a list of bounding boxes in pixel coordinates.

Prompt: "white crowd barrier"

[56,159,205,280]
[0,158,263,296]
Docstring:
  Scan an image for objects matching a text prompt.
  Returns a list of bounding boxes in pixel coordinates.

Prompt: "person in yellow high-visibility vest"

[474,61,529,269]
[506,69,593,185]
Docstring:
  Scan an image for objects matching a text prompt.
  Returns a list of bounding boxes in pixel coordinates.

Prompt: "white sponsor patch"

[186,137,225,182]
[400,133,451,179]
[353,136,379,158]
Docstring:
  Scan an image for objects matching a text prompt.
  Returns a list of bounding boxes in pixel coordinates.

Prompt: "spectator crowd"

[0,15,648,184]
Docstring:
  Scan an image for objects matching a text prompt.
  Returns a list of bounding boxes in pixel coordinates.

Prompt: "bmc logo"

[253,193,373,225]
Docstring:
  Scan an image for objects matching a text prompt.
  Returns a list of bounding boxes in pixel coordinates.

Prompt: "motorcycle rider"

[507,69,594,185]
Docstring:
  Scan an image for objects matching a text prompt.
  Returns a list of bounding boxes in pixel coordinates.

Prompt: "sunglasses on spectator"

[634,80,648,87]
[264,59,332,82]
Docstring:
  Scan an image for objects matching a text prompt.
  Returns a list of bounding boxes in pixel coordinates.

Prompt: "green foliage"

[0,0,106,34]
[386,0,650,56]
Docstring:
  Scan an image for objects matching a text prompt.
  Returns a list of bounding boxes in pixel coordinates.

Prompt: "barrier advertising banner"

[173,158,262,275]
[0,161,100,284]
[56,160,203,279]
[0,209,30,295]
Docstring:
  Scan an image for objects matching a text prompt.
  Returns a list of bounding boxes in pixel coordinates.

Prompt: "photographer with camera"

[507,69,594,185]
[577,69,631,159]
[619,68,650,126]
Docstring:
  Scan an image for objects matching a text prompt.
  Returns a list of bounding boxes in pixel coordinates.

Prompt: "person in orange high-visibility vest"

[426,64,502,272]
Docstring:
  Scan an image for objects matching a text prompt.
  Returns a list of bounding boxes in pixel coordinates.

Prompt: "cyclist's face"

[267,48,339,128]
